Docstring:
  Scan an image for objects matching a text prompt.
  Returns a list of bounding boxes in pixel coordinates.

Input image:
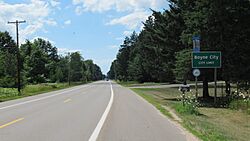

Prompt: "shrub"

[229,91,249,113]
[175,93,200,115]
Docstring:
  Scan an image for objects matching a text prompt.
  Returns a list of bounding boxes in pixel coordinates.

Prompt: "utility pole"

[8,20,26,94]
[68,52,71,86]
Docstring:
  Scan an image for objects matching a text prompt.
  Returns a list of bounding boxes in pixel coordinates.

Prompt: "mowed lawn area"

[132,87,250,141]
[0,82,85,102]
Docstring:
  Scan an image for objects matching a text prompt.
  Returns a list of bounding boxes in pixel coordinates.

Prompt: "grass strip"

[132,88,173,119]
[0,82,89,102]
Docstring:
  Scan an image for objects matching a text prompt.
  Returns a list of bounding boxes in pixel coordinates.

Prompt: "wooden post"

[214,68,217,106]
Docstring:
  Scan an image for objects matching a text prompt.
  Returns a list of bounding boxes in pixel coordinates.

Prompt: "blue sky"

[0,0,169,74]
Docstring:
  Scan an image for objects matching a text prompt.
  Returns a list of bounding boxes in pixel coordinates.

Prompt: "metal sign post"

[196,76,198,99]
[192,51,221,106]
[193,69,201,99]
[192,36,200,100]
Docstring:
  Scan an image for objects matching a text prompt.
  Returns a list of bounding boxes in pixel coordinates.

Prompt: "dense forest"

[0,31,103,89]
[108,0,250,97]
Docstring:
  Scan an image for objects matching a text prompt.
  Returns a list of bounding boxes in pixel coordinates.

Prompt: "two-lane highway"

[0,81,111,141]
[0,81,193,141]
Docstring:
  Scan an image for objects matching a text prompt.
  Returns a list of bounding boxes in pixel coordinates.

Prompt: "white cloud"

[123,31,133,36]
[72,0,167,13]
[0,0,57,43]
[32,36,55,44]
[108,10,149,30]
[57,47,82,54]
[72,0,168,31]
[107,45,119,49]
[75,6,84,15]
[50,0,60,7]
[72,0,83,5]
[115,37,124,40]
[20,21,44,37]
[64,20,71,25]
[46,19,58,26]
[72,0,115,12]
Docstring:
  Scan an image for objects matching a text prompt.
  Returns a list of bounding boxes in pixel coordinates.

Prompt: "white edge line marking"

[0,85,90,110]
[88,81,114,141]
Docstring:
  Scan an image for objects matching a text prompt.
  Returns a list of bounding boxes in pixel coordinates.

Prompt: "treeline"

[108,0,250,97]
[0,31,103,88]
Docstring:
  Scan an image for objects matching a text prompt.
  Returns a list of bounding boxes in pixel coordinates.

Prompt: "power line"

[7,20,26,94]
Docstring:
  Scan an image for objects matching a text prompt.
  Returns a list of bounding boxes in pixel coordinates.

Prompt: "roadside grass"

[133,88,173,118]
[118,80,226,88]
[0,82,87,102]
[131,87,250,141]
[117,81,169,87]
[230,100,250,114]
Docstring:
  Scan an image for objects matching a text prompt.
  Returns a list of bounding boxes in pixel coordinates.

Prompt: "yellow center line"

[0,118,24,129]
[64,99,72,103]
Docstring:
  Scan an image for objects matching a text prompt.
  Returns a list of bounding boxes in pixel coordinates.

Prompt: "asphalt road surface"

[0,81,190,141]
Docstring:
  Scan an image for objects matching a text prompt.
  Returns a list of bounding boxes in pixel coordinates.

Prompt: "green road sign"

[192,52,221,68]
